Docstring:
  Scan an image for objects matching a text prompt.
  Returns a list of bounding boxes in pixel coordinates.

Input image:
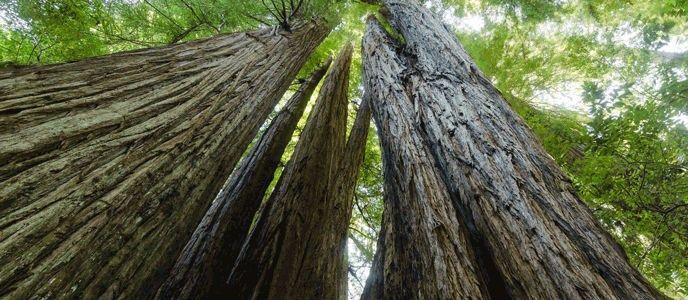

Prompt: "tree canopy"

[1,0,686,297]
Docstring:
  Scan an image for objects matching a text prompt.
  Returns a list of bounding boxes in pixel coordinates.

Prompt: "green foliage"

[574,72,688,294]
[0,0,106,64]
[0,0,345,64]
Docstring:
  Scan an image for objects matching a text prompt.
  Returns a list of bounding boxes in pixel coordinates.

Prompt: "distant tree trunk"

[332,98,372,298]
[0,20,328,299]
[226,43,353,299]
[155,58,332,300]
[361,1,663,299]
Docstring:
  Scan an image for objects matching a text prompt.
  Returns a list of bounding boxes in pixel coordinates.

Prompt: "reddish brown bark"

[225,43,353,299]
[155,59,332,300]
[362,18,489,299]
[361,1,662,298]
[0,21,328,299]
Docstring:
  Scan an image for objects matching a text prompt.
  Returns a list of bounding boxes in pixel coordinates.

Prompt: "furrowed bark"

[333,98,372,298]
[155,59,332,300]
[226,43,353,299]
[0,20,328,299]
[363,0,663,298]
[361,17,491,299]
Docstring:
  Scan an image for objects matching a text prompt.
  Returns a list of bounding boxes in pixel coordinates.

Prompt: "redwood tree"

[0,21,328,299]
[361,0,662,299]
[155,58,332,300]
[225,43,353,299]
[332,98,372,298]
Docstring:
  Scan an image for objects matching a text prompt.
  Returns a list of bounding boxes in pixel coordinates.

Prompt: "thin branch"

[348,232,375,260]
[91,27,157,47]
[354,194,377,231]
[291,0,305,19]
[169,22,201,44]
[348,267,364,288]
[144,0,183,30]
[243,12,272,28]
[348,225,375,241]
[178,0,219,33]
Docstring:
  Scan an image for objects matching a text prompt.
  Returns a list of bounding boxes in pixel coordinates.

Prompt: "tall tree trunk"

[362,0,663,298]
[226,43,353,299]
[361,17,491,299]
[0,21,328,299]
[333,98,372,298]
[155,58,332,300]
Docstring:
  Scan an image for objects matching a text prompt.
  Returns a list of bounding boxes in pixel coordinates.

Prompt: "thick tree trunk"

[155,58,331,300]
[361,17,491,299]
[225,43,353,299]
[0,21,328,299]
[361,1,663,299]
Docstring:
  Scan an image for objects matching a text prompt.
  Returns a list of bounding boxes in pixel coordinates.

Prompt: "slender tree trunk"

[0,20,328,299]
[155,58,331,300]
[362,1,663,298]
[225,43,353,299]
[333,98,372,298]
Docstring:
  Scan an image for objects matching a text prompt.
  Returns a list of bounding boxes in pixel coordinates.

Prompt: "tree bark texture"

[0,20,328,299]
[155,58,332,300]
[362,17,491,299]
[226,43,353,299]
[361,1,662,299]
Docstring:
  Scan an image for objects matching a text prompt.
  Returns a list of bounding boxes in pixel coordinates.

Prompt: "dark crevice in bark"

[421,116,513,299]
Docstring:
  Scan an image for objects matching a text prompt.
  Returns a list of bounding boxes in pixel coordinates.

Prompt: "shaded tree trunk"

[361,1,663,299]
[225,43,353,299]
[0,20,328,299]
[333,98,372,298]
[155,58,332,300]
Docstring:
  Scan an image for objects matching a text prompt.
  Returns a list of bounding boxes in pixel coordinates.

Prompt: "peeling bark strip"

[155,59,332,300]
[0,21,328,299]
[226,44,353,299]
[362,0,663,298]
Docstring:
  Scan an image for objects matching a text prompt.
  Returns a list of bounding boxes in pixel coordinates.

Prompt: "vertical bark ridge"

[155,58,332,300]
[226,43,353,299]
[365,0,663,298]
[0,20,329,299]
[361,17,491,299]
